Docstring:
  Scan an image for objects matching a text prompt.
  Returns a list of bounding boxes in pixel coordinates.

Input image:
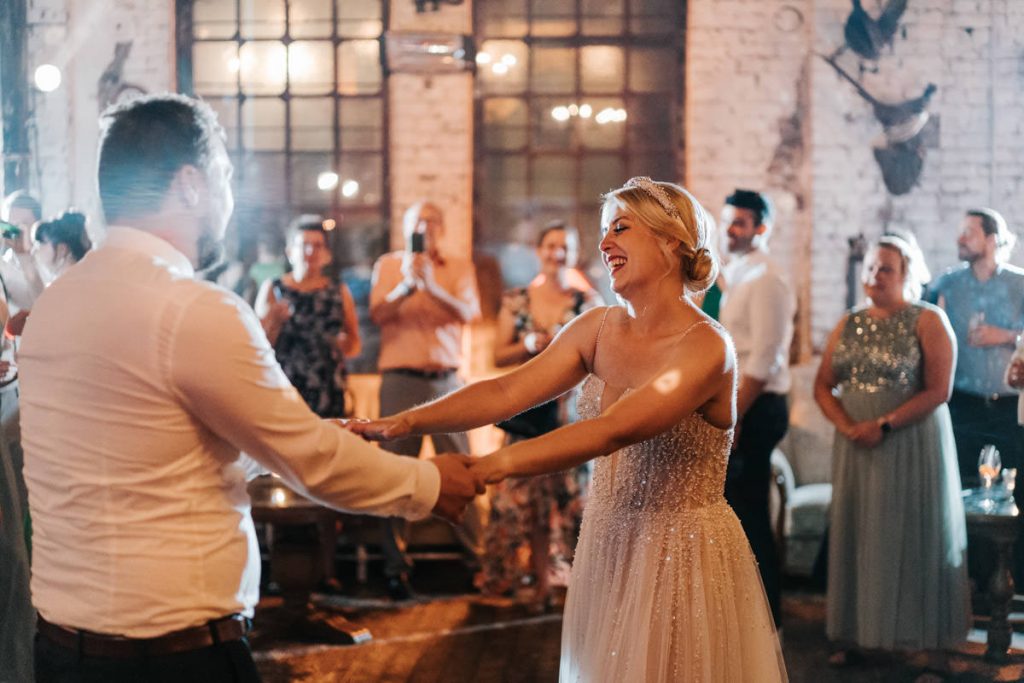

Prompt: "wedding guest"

[815,236,969,662]
[369,200,482,600]
[927,208,1024,483]
[482,221,599,608]
[718,188,795,627]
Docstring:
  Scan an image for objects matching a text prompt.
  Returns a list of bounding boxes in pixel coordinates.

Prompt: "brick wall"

[688,0,1024,349]
[387,0,474,257]
[25,0,173,231]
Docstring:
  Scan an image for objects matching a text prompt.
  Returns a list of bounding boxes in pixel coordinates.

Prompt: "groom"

[19,94,481,682]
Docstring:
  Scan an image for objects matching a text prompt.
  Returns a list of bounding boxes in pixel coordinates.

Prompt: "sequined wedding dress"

[560,370,788,682]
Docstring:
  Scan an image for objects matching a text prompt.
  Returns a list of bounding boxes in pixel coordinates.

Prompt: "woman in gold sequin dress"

[349,178,787,682]
[815,237,969,660]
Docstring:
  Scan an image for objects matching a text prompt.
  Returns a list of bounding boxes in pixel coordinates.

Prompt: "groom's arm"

[169,285,449,521]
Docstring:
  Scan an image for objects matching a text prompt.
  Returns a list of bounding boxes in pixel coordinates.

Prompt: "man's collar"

[103,226,195,278]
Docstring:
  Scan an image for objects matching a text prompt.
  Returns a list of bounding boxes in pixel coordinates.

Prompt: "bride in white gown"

[349,178,787,682]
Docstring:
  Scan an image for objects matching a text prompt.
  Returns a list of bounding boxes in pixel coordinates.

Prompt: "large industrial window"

[474,0,685,260]
[176,0,388,252]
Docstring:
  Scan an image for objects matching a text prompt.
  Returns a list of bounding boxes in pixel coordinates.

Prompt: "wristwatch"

[877,417,893,434]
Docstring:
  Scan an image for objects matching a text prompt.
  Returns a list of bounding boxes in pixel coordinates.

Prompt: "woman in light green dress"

[814,236,969,659]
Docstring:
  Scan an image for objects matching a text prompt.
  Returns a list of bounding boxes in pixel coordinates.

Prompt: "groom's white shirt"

[20,226,440,638]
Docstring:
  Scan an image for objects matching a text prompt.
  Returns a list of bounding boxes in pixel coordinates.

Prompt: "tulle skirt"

[560,500,787,682]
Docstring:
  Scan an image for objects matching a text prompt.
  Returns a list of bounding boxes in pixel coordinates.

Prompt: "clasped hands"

[340,417,505,524]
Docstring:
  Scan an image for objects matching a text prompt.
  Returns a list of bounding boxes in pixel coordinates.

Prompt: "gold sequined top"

[577,375,734,514]
[832,304,925,397]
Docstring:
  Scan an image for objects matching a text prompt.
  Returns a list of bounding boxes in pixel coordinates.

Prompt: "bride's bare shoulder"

[675,318,736,370]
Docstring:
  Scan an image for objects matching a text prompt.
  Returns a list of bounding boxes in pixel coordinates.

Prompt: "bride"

[349,178,787,682]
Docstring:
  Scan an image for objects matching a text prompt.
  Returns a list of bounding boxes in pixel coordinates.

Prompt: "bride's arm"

[475,324,735,482]
[350,307,611,439]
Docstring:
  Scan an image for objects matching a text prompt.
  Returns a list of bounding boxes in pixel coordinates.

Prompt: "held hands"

[843,420,884,448]
[430,453,485,523]
[469,451,509,487]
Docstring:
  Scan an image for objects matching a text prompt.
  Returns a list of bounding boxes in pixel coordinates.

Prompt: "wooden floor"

[250,567,1024,682]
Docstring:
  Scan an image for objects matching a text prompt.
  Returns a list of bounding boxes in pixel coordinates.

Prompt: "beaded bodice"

[577,375,733,513]
[831,304,924,398]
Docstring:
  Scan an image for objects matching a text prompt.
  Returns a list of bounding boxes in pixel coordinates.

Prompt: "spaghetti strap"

[588,306,614,372]
[676,318,717,344]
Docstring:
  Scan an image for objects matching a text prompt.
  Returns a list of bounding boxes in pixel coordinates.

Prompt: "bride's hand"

[339,415,411,441]
[470,451,510,487]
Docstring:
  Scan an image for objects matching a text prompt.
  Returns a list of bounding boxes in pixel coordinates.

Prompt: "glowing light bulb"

[491,62,509,76]
[476,52,493,65]
[341,179,360,198]
[34,64,62,92]
[317,172,339,191]
[579,103,593,118]
[551,106,571,122]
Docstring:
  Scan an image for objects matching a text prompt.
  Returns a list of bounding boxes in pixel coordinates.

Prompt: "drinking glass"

[978,445,1002,509]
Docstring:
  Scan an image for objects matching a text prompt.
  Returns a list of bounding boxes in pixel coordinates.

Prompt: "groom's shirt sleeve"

[169,284,440,520]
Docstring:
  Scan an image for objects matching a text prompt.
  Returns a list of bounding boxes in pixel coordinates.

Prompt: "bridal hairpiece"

[624,177,682,220]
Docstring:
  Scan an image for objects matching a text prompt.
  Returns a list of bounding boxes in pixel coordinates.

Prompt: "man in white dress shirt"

[19,94,480,682]
[718,189,795,629]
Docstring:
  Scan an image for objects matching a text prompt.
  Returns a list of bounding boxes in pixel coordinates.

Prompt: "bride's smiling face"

[599,204,676,296]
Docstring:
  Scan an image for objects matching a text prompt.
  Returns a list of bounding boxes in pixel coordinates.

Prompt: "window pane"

[580,97,626,149]
[337,40,381,95]
[580,154,624,209]
[530,0,575,37]
[241,98,286,151]
[290,97,334,151]
[628,152,676,183]
[205,96,240,151]
[630,0,679,35]
[581,46,623,94]
[483,98,527,151]
[339,153,383,206]
[236,152,288,222]
[531,47,576,95]
[478,154,527,241]
[478,40,528,95]
[629,48,677,93]
[288,41,334,95]
[339,99,383,151]
[193,42,238,95]
[533,97,575,151]
[290,0,332,38]
[627,95,673,152]
[478,0,528,37]
[240,0,285,39]
[240,41,287,95]
[193,0,237,39]
[533,156,576,202]
[291,152,334,210]
[581,0,623,35]
[337,0,383,38]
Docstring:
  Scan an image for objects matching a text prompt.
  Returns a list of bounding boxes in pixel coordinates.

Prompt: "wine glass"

[978,445,1002,509]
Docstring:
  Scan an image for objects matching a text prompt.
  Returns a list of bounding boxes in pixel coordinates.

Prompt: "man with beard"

[928,208,1024,485]
[718,189,795,629]
[18,94,481,682]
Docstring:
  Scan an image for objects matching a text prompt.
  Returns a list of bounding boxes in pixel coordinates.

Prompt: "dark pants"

[948,390,1024,586]
[35,633,261,683]
[948,390,1024,486]
[378,370,480,577]
[725,392,788,627]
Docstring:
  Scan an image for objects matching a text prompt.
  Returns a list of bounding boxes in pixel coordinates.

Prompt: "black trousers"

[948,390,1024,486]
[35,632,262,683]
[724,392,788,628]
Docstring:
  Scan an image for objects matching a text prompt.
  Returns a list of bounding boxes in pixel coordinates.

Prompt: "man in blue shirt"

[928,208,1024,485]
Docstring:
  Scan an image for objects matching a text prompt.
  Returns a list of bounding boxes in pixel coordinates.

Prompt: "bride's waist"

[585,496,731,517]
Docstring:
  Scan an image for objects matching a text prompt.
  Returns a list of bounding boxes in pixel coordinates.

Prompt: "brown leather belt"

[37,613,251,658]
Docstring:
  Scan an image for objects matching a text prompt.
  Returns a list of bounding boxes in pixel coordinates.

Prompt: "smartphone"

[409,232,425,254]
[0,221,21,240]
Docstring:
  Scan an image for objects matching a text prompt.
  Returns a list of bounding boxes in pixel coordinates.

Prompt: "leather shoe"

[387,573,416,601]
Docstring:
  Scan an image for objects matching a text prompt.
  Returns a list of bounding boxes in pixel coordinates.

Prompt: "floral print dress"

[477,287,593,595]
